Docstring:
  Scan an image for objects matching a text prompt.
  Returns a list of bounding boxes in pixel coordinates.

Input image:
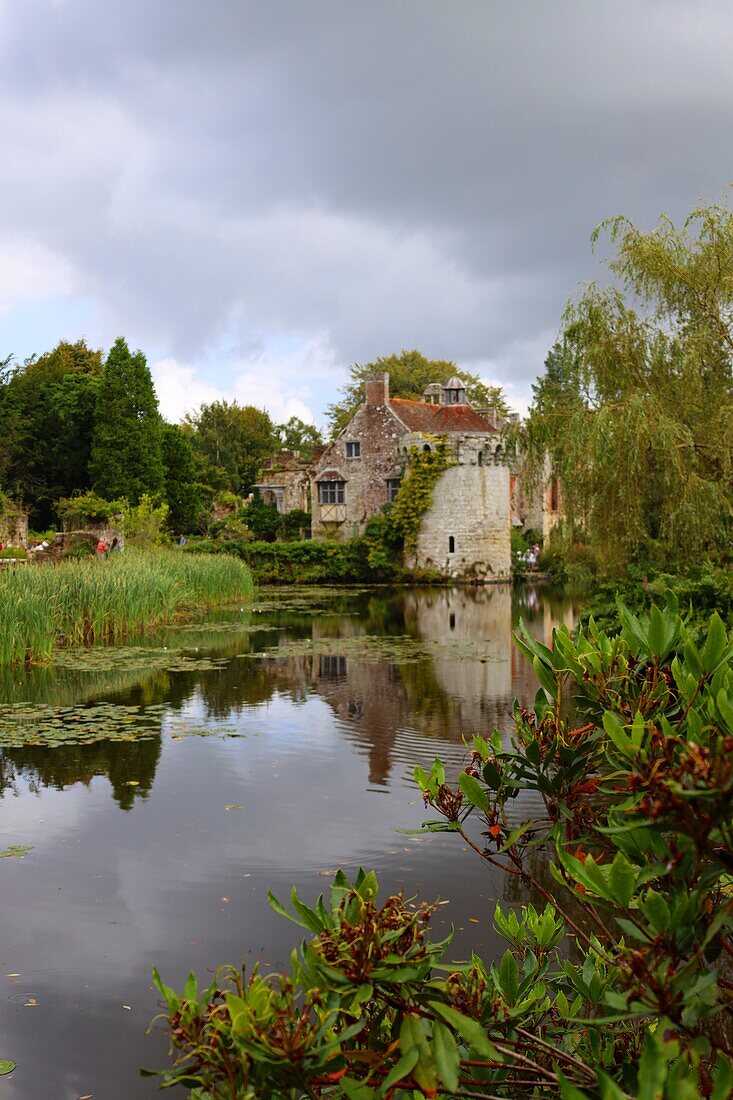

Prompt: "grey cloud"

[1,0,733,402]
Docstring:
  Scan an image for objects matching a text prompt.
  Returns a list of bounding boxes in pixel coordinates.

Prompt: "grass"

[0,550,254,665]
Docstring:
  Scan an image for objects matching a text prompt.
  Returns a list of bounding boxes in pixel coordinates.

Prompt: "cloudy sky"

[1,1,732,425]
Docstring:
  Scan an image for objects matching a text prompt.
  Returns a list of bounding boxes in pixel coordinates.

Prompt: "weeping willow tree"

[526,203,733,569]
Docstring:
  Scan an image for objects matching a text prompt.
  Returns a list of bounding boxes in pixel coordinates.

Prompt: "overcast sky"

[1,1,732,425]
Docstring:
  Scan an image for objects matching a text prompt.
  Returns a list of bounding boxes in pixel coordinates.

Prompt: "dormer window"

[345,441,361,458]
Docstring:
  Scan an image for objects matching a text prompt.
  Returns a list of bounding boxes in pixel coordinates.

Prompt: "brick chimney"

[365,372,389,406]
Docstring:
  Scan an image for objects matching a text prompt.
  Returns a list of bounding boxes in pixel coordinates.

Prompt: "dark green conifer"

[90,337,164,503]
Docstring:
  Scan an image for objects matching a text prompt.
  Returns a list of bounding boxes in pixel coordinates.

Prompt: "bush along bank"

[0,549,254,665]
[183,535,444,586]
[151,601,733,1098]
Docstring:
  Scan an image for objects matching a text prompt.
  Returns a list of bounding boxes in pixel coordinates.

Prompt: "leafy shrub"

[0,547,27,559]
[123,494,169,548]
[151,603,733,1098]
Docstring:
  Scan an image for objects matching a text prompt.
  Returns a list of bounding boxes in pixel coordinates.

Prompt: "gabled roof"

[389,397,496,434]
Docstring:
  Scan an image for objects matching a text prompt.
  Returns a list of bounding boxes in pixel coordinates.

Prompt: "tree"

[0,341,104,525]
[184,401,277,496]
[89,337,164,503]
[275,416,323,460]
[525,204,733,570]
[326,350,511,436]
[161,423,202,534]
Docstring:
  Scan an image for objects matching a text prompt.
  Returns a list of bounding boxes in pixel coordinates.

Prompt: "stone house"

[311,373,512,580]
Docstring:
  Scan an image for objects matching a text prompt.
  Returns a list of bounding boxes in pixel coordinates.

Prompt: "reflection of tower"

[409,586,514,734]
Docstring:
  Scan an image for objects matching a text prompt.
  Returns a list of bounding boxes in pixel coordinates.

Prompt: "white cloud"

[0,237,74,312]
[151,358,225,422]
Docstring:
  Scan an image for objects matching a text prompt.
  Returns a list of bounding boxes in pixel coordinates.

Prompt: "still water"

[0,585,576,1099]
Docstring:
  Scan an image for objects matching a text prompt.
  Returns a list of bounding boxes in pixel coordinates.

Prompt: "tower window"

[448,536,455,553]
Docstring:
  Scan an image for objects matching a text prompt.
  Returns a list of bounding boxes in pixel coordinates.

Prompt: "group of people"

[516,542,542,570]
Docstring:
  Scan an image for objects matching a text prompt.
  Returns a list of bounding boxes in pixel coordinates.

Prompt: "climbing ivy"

[390,439,452,554]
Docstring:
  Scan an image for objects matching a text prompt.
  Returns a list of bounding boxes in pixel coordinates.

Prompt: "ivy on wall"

[390,439,452,554]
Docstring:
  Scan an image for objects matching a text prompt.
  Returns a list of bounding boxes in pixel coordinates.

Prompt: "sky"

[1,1,732,427]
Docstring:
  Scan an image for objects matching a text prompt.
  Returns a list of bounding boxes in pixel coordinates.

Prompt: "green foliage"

[277,509,312,541]
[0,340,103,526]
[582,563,733,635]
[276,416,324,460]
[243,490,281,542]
[390,441,452,555]
[524,203,733,570]
[153,602,733,1098]
[89,337,164,503]
[162,423,203,534]
[123,494,169,548]
[184,400,277,496]
[56,491,124,526]
[326,350,510,436]
[0,547,27,559]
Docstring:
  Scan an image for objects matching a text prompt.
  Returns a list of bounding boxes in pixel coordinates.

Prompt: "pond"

[0,584,578,1098]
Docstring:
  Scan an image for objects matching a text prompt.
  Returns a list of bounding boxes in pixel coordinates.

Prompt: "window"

[386,478,401,502]
[477,451,484,467]
[345,441,361,458]
[423,443,432,454]
[318,481,345,504]
[319,655,347,679]
[448,536,455,553]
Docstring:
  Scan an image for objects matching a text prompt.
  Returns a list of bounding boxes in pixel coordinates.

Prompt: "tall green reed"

[0,551,254,664]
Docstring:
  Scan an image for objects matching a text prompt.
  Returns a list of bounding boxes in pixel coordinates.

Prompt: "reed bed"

[0,550,254,665]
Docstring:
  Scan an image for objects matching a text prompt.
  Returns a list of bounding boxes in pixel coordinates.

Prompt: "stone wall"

[255,450,312,514]
[0,511,28,547]
[513,456,563,540]
[412,464,511,580]
[311,400,404,541]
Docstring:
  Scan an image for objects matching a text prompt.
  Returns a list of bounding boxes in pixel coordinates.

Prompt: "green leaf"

[0,1061,15,1076]
[497,949,519,1004]
[381,1046,419,1092]
[431,1020,460,1093]
[399,1015,436,1095]
[427,1001,501,1061]
[642,890,670,933]
[603,711,634,758]
[533,654,557,698]
[710,1051,733,1100]
[702,613,727,673]
[339,1077,377,1099]
[458,772,489,813]
[559,1071,591,1099]
[597,1069,630,1099]
[636,1031,666,1100]
[609,851,637,909]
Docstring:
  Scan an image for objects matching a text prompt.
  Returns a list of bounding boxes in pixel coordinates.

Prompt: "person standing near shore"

[96,538,108,561]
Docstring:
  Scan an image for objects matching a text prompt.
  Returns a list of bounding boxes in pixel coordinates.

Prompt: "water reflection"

[0,584,577,1098]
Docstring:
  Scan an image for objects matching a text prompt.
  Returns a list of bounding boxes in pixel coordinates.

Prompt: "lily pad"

[0,846,33,858]
[0,1059,15,1075]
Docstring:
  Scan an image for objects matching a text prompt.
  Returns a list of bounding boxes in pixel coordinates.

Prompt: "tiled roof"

[389,398,496,434]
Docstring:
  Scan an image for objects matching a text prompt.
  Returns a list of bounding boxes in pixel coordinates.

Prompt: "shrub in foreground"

[150,602,733,1098]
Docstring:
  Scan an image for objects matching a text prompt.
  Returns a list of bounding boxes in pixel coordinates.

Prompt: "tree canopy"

[183,400,277,496]
[525,204,733,569]
[0,340,104,526]
[89,337,164,503]
[326,349,510,436]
